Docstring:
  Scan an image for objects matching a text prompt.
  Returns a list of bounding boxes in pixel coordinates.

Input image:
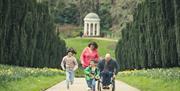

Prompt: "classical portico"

[84,13,100,36]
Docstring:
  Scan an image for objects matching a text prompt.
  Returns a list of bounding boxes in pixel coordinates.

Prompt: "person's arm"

[114,60,120,75]
[98,60,104,72]
[73,58,78,71]
[94,50,99,62]
[61,57,66,70]
[95,68,100,78]
[97,61,102,72]
[84,67,90,75]
[80,48,87,65]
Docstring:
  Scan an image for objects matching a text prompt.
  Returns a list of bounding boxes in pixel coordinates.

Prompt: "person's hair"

[67,47,77,54]
[105,53,111,58]
[88,41,98,49]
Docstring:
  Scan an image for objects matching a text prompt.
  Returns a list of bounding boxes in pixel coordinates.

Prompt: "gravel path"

[45,78,140,91]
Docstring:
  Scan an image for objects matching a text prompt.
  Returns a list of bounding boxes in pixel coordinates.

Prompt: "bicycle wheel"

[112,80,115,91]
[97,80,101,91]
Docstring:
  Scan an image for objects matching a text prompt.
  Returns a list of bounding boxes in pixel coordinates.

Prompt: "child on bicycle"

[84,60,100,91]
[61,47,78,89]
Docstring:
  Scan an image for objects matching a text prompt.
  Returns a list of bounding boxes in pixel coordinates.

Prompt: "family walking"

[61,41,119,91]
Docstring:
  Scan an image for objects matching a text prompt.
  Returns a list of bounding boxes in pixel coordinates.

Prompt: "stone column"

[93,23,95,36]
[95,23,97,35]
[97,22,100,36]
[88,23,91,36]
[84,22,87,36]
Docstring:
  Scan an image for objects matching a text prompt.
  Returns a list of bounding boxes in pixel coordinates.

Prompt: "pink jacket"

[80,47,99,68]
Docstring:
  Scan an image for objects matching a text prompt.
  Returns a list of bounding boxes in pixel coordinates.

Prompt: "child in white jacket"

[61,47,78,89]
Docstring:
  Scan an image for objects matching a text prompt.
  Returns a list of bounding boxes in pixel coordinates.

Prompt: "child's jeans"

[86,79,96,91]
[66,69,74,84]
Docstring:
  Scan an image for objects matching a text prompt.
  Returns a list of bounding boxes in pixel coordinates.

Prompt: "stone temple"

[83,13,100,37]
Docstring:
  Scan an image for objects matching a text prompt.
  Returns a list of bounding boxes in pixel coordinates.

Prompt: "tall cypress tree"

[115,0,180,70]
[0,0,66,68]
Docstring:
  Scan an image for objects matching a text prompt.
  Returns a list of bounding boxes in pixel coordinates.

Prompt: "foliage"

[0,64,65,91]
[0,0,66,68]
[99,3,112,30]
[38,0,144,38]
[51,0,113,34]
[56,3,80,25]
[110,0,144,39]
[118,68,180,81]
[0,64,64,83]
[115,0,180,70]
[117,68,180,91]
[77,0,100,26]
[58,25,82,38]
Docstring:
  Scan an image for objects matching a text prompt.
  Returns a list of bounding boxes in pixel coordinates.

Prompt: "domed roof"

[84,13,100,19]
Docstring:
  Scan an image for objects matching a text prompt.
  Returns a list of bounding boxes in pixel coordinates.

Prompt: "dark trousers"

[101,71,113,86]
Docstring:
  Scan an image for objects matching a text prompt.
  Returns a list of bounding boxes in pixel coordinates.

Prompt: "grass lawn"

[65,37,117,59]
[0,64,65,91]
[0,75,64,91]
[117,68,180,91]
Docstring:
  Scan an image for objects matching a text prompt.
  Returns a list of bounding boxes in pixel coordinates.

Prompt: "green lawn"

[0,64,65,91]
[117,68,180,91]
[0,75,64,91]
[65,37,117,59]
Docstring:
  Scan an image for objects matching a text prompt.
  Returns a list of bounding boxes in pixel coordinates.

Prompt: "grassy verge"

[65,37,117,59]
[117,68,180,91]
[0,64,65,91]
[0,75,64,91]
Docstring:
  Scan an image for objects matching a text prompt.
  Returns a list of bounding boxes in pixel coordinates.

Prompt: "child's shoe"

[70,81,73,85]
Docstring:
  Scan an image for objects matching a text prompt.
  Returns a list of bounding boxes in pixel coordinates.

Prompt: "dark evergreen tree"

[0,0,66,68]
[115,0,180,70]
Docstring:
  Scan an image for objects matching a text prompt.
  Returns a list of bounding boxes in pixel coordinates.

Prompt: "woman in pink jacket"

[80,42,99,68]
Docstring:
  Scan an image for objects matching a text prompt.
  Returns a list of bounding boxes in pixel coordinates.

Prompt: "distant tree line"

[49,0,113,30]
